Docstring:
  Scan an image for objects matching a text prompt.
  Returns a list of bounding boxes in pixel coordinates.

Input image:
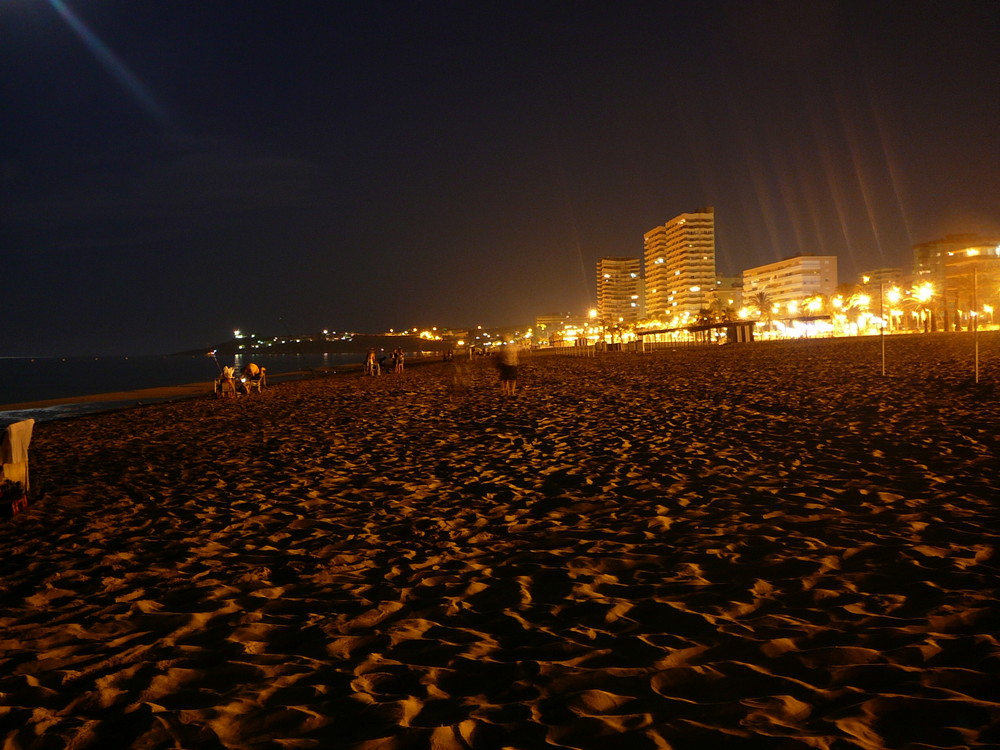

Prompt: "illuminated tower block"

[596,257,643,325]
[643,207,716,326]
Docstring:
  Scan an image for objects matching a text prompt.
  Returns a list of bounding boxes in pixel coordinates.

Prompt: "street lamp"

[886,287,901,332]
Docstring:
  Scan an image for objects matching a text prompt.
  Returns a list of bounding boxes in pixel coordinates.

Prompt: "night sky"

[3,0,998,356]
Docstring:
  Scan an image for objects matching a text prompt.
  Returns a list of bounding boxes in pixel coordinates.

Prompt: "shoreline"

[4,332,991,416]
[0,353,452,419]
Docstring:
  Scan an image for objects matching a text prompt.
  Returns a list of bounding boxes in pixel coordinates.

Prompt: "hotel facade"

[643,207,716,326]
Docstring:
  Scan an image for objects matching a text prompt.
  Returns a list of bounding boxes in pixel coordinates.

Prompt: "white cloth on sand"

[2,418,35,491]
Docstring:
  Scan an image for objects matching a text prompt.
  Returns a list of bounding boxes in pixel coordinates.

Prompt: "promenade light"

[887,287,902,305]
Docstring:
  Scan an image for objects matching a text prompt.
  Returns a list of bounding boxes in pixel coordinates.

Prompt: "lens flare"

[47,0,167,125]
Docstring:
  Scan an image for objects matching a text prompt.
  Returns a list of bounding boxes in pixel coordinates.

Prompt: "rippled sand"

[2,334,999,749]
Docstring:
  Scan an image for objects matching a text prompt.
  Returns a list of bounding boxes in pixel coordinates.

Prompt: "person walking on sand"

[498,341,520,395]
[394,348,405,374]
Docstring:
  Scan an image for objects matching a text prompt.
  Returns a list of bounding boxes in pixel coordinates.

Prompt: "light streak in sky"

[548,134,592,305]
[861,67,914,251]
[832,81,886,266]
[808,103,856,269]
[46,0,167,125]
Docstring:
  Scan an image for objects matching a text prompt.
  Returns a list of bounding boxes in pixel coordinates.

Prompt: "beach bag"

[0,479,28,518]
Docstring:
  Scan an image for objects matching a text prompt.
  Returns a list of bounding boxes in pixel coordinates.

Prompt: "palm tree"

[749,290,774,332]
[708,298,737,324]
[695,307,715,326]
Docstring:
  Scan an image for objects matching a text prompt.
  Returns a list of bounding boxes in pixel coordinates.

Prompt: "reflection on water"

[0,397,179,426]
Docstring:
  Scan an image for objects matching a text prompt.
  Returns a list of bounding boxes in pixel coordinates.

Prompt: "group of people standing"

[213,343,520,398]
[217,362,266,398]
[364,348,405,376]
[363,342,519,394]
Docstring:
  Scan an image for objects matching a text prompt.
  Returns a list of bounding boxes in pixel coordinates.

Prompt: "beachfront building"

[742,254,838,311]
[911,234,1000,331]
[943,243,1000,330]
[596,257,644,327]
[642,207,716,327]
[858,267,904,287]
[534,312,592,347]
[706,274,743,317]
[913,234,1000,283]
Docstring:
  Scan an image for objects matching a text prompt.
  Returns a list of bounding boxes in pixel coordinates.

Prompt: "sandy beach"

[2,333,999,750]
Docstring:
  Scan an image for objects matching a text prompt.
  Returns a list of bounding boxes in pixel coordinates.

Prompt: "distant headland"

[175,331,461,358]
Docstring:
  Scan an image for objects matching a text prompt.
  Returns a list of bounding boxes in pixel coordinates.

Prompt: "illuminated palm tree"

[708,297,737,324]
[749,290,773,332]
[845,289,874,334]
[802,294,827,316]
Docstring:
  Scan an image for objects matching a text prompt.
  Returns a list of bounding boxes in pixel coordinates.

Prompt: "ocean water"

[0,352,367,422]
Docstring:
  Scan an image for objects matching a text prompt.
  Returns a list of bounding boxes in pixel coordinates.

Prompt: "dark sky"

[3,0,998,356]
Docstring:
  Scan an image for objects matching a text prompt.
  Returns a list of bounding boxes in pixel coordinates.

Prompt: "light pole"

[880,281,886,376]
[973,268,980,384]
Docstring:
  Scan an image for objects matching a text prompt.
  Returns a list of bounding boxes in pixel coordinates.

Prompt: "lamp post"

[879,281,886,376]
[973,268,979,384]
[588,308,598,357]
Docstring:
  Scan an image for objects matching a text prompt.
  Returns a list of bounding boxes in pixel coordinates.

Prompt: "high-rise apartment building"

[596,257,643,325]
[643,207,716,325]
